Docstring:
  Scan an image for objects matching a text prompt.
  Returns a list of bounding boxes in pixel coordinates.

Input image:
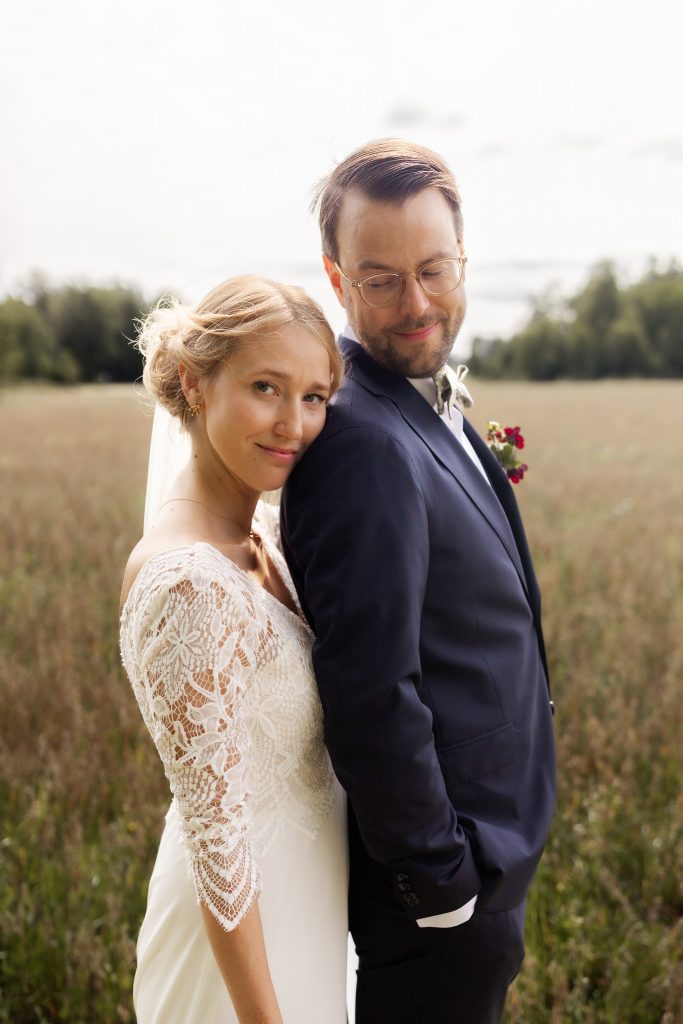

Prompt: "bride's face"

[200,325,332,494]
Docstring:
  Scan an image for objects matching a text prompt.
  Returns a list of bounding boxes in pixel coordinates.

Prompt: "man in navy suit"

[281,139,556,1023]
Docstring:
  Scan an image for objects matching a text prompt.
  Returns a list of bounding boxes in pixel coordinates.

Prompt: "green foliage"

[0,299,79,383]
[468,261,683,379]
[0,277,150,384]
[630,264,683,375]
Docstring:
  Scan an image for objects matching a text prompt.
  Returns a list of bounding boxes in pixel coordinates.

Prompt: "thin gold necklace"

[156,497,262,545]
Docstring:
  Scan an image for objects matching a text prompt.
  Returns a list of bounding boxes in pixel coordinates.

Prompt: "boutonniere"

[434,363,474,417]
[485,422,528,484]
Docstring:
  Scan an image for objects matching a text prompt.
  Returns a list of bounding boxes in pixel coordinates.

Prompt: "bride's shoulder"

[119,528,238,615]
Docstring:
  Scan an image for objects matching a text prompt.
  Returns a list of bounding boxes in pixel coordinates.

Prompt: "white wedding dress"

[119,502,349,1023]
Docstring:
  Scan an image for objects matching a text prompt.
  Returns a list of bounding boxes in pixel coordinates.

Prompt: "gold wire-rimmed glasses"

[334,256,467,308]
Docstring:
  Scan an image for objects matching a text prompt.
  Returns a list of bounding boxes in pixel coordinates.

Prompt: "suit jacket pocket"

[436,722,519,784]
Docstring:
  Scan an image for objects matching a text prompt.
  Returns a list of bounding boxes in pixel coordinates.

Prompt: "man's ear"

[457,237,467,283]
[322,254,347,310]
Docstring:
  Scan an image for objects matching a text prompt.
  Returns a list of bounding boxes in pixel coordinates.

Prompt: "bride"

[119,276,348,1024]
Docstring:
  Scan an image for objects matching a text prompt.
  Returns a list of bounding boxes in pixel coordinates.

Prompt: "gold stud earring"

[189,399,202,416]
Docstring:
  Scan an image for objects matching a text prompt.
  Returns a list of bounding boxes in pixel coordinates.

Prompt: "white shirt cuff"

[416,893,478,929]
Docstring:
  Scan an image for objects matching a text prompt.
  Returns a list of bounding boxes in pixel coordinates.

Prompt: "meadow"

[1,381,682,1023]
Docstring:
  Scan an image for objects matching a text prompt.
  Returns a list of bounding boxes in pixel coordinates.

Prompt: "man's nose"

[398,274,430,318]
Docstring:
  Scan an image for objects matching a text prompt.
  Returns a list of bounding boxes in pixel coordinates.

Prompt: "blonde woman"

[119,276,348,1024]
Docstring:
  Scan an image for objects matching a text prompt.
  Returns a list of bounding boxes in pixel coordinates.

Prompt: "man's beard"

[354,308,466,379]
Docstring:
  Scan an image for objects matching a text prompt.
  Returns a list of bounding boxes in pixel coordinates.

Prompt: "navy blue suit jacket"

[281,337,556,918]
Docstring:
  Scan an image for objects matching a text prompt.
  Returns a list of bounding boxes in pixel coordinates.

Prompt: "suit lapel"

[341,339,530,601]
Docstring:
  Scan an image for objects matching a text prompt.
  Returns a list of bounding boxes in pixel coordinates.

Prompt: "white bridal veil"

[143,404,192,531]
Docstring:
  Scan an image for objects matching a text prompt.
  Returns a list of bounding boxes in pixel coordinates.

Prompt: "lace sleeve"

[123,556,262,931]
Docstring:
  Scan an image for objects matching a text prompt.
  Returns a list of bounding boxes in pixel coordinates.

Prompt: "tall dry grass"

[471,382,683,1024]
[1,381,682,1022]
[1,386,164,1023]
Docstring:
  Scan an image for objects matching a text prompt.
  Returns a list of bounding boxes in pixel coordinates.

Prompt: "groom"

[281,139,556,1023]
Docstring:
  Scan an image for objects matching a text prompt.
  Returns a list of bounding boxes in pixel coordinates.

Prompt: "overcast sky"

[2,0,682,346]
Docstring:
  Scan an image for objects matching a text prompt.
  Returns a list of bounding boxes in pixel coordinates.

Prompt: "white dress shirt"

[343,327,479,928]
[407,375,490,484]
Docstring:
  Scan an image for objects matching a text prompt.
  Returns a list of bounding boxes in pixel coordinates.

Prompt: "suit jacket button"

[397,882,411,892]
[405,893,420,907]
[396,874,409,883]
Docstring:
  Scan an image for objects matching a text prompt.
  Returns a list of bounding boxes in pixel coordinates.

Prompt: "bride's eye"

[303,392,327,405]
[254,381,277,395]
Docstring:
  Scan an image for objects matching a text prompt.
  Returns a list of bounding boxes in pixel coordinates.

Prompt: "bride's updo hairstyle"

[137,275,343,428]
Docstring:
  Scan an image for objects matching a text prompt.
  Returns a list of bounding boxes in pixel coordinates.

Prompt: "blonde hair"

[137,275,342,427]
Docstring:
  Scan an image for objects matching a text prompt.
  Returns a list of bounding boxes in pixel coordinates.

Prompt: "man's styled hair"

[313,138,464,262]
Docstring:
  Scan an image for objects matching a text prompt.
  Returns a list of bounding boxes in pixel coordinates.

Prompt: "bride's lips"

[256,444,300,464]
[393,323,438,342]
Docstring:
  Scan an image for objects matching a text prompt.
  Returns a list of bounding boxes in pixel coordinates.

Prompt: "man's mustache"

[386,316,445,333]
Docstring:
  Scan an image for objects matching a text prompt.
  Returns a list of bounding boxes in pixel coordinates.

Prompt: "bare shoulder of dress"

[119,544,264,932]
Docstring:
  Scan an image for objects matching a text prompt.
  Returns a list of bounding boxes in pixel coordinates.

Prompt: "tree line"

[0,276,148,383]
[0,262,681,383]
[468,261,683,379]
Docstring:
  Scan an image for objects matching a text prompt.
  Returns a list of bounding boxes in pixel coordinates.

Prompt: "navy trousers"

[349,811,526,1024]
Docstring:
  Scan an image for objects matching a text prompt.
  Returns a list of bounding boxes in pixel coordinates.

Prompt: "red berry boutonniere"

[485,421,528,484]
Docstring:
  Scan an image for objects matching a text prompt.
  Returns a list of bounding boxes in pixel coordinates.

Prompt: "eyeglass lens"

[360,259,463,306]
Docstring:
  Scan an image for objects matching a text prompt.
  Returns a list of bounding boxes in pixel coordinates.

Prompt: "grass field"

[1,381,682,1023]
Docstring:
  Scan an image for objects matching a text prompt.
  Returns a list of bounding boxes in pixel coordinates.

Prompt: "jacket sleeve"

[281,425,481,918]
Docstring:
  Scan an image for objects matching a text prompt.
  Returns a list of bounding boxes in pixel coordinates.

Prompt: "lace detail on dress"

[120,541,334,932]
